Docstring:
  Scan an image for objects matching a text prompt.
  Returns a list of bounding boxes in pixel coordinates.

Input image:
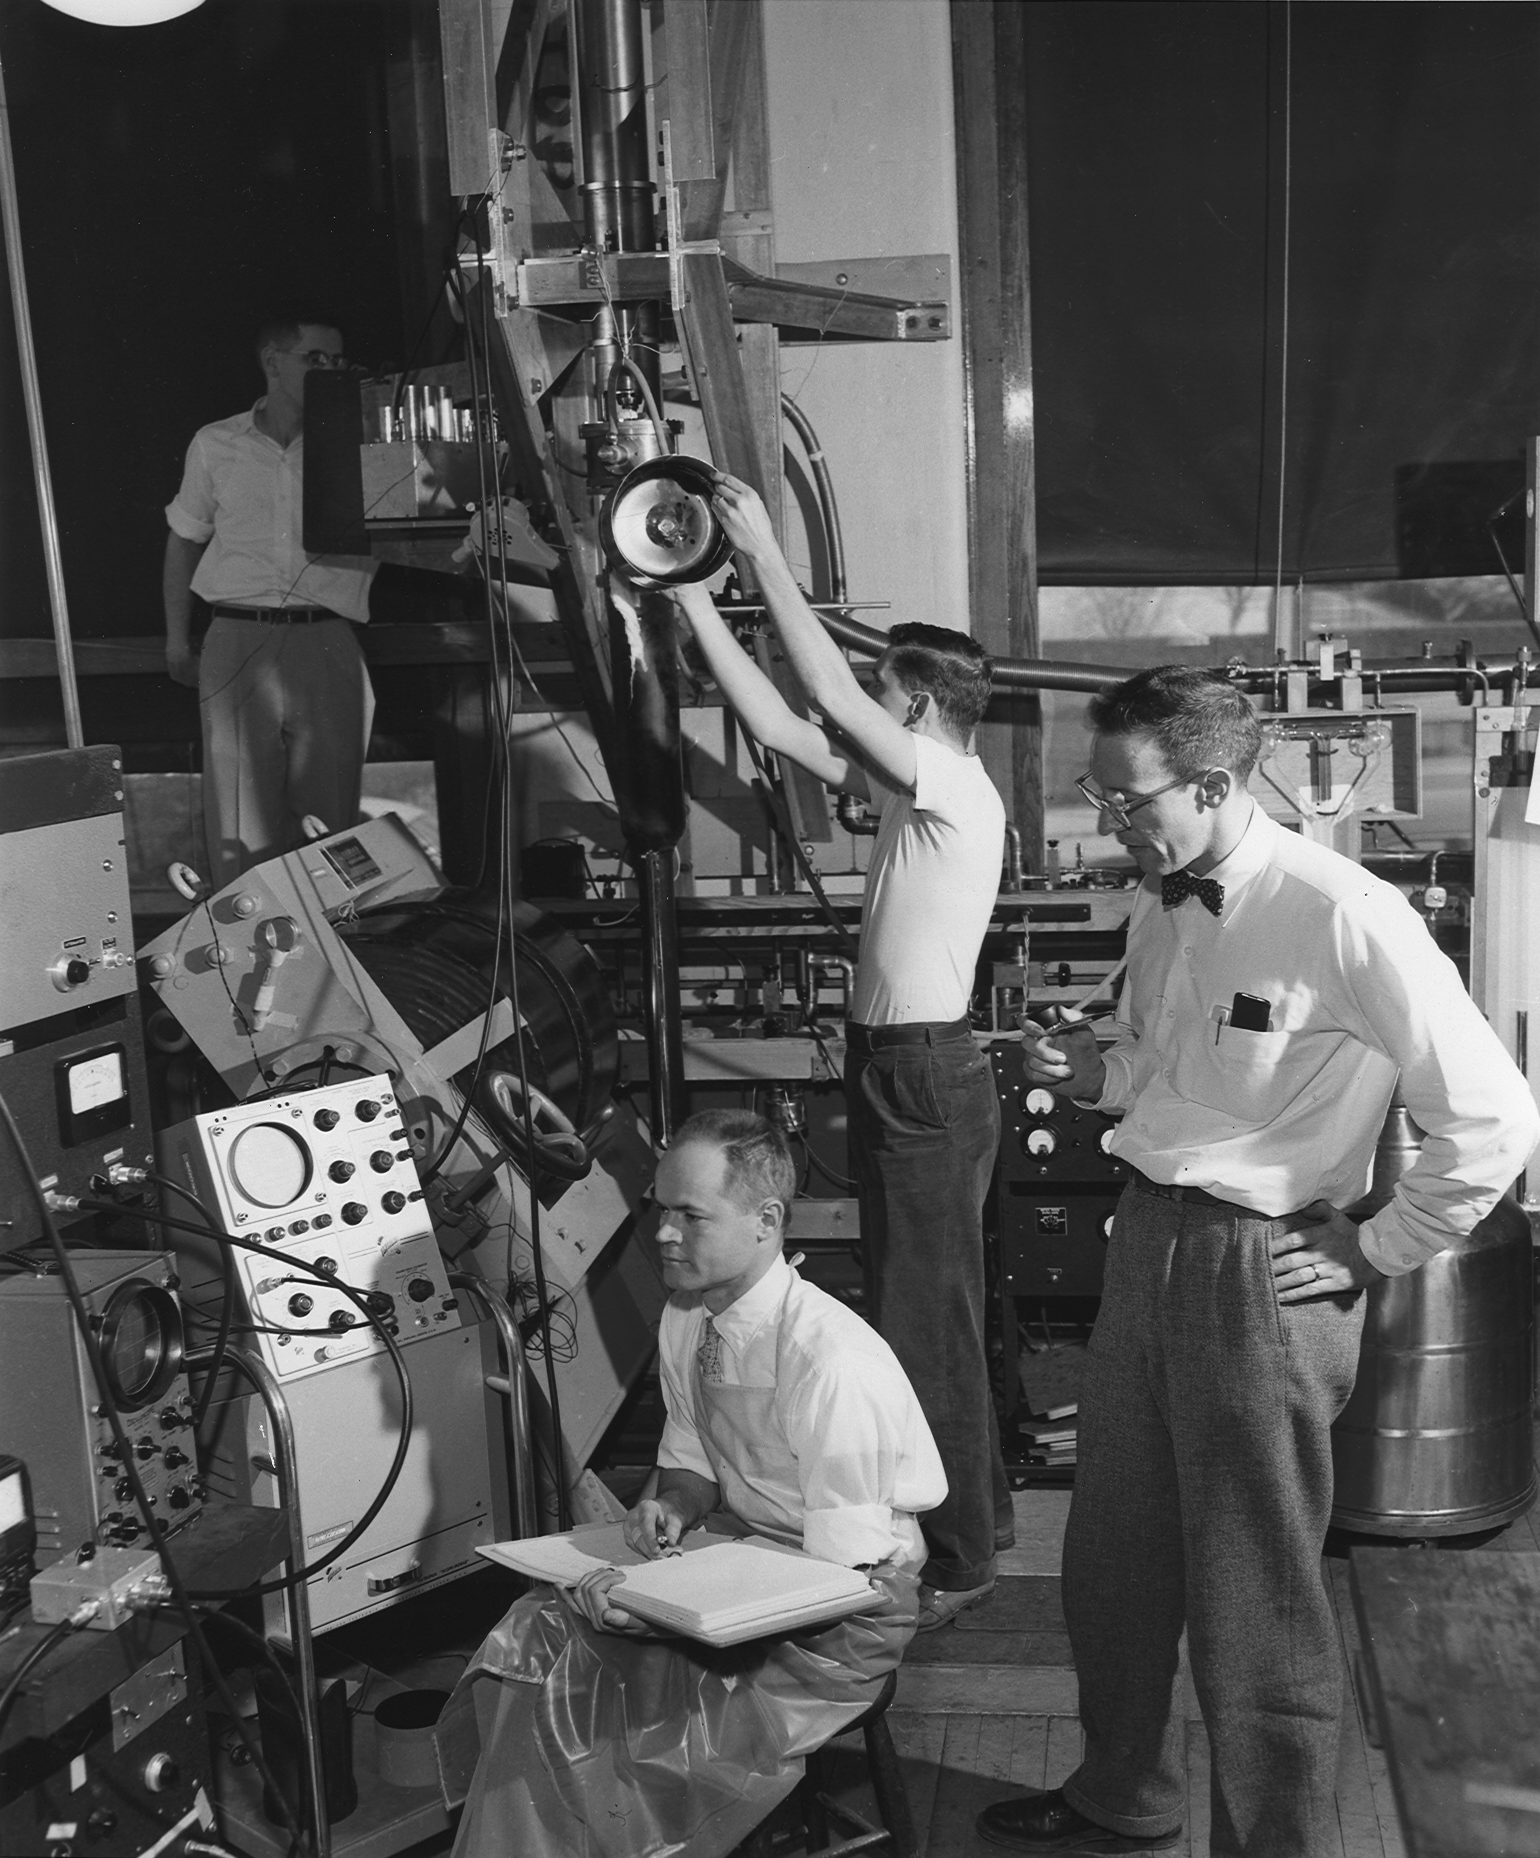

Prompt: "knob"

[134,1439,159,1461]
[168,1486,191,1510]
[114,1477,134,1501]
[1024,1087,1056,1117]
[329,1160,355,1183]
[1025,1128,1057,1157]
[158,1407,184,1431]
[164,1447,189,1470]
[407,1277,434,1303]
[265,1226,287,1241]
[142,1751,181,1793]
[370,1150,394,1173]
[312,1214,333,1229]
[364,1292,395,1315]
[56,956,91,989]
[315,1255,338,1274]
[314,1107,340,1131]
[381,1191,406,1215]
[117,1516,142,1539]
[355,1100,380,1122]
[328,1309,357,1331]
[289,1218,310,1235]
[341,1203,366,1226]
[287,1293,314,1317]
[99,1439,123,1460]
[231,892,258,918]
[86,1807,119,1838]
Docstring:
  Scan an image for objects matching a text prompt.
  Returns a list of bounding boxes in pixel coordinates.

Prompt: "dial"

[355,1100,381,1122]
[341,1204,367,1226]
[1099,1129,1116,1154]
[314,1108,340,1131]
[1025,1128,1057,1157]
[381,1191,406,1215]
[329,1160,355,1183]
[1024,1088,1056,1118]
[370,1150,394,1173]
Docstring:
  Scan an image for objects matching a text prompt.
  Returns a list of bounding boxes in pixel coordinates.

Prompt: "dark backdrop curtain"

[1023,0,1540,585]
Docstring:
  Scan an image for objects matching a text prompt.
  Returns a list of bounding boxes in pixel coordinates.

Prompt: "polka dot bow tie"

[1160,869,1225,917]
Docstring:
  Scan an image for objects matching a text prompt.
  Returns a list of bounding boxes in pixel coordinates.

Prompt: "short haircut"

[882,623,994,738]
[254,313,344,359]
[1087,664,1263,782]
[670,1109,796,1228]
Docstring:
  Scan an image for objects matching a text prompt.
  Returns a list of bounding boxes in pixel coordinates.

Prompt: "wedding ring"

[1308,1264,1318,1282]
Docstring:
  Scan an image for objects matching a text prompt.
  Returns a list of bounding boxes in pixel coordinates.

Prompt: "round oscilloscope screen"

[228,1122,313,1208]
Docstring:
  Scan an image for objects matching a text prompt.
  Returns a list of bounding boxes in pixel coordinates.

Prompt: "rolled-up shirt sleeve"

[784,1352,947,1568]
[166,434,217,545]
[1332,891,1540,1274]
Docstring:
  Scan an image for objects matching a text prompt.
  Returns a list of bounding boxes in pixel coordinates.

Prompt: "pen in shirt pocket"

[1211,1003,1230,1046]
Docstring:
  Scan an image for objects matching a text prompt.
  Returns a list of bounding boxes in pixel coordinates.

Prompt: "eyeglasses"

[1075,770,1200,829]
[279,348,349,370]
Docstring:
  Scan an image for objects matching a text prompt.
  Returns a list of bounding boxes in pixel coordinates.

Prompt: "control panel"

[992,1043,1126,1299]
[159,1075,458,1382]
[0,1253,203,1563]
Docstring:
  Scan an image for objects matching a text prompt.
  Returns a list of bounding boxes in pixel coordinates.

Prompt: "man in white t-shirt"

[673,473,1010,1630]
[164,313,377,885]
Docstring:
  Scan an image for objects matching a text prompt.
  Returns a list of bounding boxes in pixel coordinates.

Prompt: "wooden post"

[952,0,1044,869]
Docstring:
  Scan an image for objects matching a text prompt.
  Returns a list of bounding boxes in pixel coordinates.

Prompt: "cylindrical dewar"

[1330,1091,1536,1536]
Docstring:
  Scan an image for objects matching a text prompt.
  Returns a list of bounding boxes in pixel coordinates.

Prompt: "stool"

[738,1671,919,1858]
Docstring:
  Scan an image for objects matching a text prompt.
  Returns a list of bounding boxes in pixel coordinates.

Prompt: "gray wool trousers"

[1060,1177,1365,1858]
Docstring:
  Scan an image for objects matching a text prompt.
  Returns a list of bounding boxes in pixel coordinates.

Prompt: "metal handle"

[186,1345,329,1858]
[448,1275,538,1540]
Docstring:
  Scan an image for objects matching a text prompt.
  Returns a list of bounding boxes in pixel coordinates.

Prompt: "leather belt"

[846,1017,972,1051]
[211,604,338,624]
[1129,1168,1246,1212]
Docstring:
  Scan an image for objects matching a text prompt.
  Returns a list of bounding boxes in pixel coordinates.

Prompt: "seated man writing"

[437,1109,946,1858]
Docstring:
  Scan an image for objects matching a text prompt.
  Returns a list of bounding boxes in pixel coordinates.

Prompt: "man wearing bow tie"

[981,665,1538,1858]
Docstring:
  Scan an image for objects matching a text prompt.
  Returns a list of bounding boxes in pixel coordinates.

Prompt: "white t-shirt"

[850,733,1005,1025]
[166,407,376,623]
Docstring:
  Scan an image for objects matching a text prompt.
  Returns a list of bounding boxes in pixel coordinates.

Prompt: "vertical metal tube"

[639,848,686,1142]
[0,53,83,749]
[1517,1008,1529,1203]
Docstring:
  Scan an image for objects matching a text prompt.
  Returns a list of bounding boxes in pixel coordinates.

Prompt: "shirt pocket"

[1174,1025,1334,1123]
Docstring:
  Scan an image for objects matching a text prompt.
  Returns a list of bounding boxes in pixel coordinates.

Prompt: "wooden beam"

[952,0,1043,867]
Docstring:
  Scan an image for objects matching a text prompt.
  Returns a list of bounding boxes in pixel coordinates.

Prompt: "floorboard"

[888,1490,1416,1857]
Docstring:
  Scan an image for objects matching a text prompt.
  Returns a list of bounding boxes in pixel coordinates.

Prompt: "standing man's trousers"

[845,1018,1013,1592]
[1060,1175,1365,1858]
[199,613,374,886]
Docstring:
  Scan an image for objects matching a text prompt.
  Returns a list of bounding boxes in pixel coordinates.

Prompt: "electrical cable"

[153,1174,237,1433]
[797,1133,856,1194]
[780,395,847,606]
[740,729,859,960]
[0,1616,80,1738]
[0,1092,307,1855]
[69,1190,413,1602]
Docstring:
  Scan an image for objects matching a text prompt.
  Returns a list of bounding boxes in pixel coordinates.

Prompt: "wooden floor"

[809,1487,1540,1858]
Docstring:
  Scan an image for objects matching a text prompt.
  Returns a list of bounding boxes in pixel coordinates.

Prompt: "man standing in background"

[674,473,1012,1630]
[164,313,377,885]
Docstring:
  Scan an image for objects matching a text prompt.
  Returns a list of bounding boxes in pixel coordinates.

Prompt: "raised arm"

[708,474,918,793]
[672,581,864,795]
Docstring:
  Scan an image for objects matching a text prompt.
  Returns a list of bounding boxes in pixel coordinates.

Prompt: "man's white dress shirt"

[656,1253,947,1570]
[1098,801,1540,1276]
[166,407,375,620]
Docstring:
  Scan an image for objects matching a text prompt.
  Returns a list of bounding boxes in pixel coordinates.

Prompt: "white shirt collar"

[708,1252,792,1354]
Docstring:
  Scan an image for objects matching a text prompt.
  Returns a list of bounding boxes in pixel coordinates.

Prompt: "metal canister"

[1330,1091,1536,1536]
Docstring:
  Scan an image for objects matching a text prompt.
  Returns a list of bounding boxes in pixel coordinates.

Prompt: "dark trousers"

[845,1019,1010,1591]
[1062,1177,1366,1857]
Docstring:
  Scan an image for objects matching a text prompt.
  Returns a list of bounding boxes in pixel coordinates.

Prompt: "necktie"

[1161,869,1224,917]
[696,1315,725,1386]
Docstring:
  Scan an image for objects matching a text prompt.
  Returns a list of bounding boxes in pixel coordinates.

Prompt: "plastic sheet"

[437,1559,918,1858]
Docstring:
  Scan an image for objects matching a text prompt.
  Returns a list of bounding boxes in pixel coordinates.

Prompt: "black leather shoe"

[976,1789,1180,1853]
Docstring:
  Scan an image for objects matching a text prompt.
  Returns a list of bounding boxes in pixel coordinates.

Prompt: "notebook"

[477,1523,879,1647]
